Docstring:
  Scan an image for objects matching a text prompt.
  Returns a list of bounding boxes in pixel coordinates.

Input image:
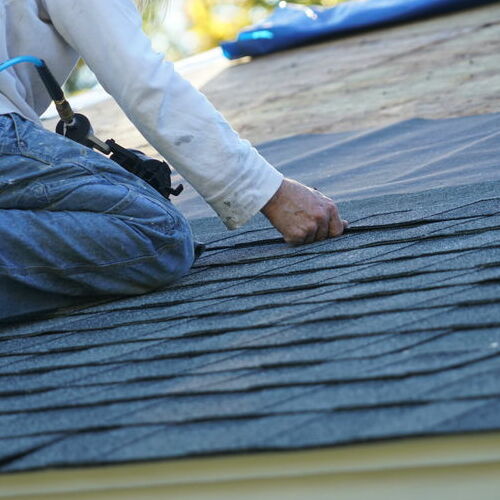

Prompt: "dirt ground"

[44,2,500,151]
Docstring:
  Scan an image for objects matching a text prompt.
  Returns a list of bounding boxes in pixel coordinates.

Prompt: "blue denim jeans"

[0,113,195,320]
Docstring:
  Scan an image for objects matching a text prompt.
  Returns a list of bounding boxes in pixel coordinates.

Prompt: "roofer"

[0,0,346,315]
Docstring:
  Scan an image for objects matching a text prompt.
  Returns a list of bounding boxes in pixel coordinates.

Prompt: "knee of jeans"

[123,211,195,294]
[143,230,195,292]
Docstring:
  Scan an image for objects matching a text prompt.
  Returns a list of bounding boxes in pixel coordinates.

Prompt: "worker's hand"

[261,178,348,245]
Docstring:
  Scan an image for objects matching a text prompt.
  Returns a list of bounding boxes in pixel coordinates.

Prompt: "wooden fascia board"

[2,432,500,499]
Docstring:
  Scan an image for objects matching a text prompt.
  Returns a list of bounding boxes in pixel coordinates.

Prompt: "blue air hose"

[0,55,73,121]
[0,55,44,72]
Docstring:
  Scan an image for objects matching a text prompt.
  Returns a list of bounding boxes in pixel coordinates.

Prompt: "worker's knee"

[137,225,195,293]
[118,200,195,294]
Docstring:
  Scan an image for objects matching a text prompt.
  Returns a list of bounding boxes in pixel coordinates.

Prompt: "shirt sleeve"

[41,0,283,229]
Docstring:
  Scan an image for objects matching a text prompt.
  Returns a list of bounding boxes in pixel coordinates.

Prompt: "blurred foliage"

[141,0,187,60]
[186,0,352,52]
[63,59,87,94]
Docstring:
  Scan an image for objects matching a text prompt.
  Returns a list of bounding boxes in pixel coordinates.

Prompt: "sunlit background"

[65,0,351,93]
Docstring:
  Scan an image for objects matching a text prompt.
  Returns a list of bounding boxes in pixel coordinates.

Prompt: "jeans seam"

[0,237,186,275]
[10,112,23,148]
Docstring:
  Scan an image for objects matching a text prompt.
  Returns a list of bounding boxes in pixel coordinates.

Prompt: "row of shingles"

[0,197,496,448]
[4,388,500,472]
[3,307,500,463]
[1,312,497,418]
[8,401,499,472]
[1,195,498,468]
[4,362,500,470]
[3,345,500,436]
[198,181,500,257]
[1,317,499,436]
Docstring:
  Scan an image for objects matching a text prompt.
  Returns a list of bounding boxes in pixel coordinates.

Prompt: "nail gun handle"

[106,139,183,200]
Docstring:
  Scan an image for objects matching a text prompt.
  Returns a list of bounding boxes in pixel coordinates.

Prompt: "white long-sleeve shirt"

[0,0,283,229]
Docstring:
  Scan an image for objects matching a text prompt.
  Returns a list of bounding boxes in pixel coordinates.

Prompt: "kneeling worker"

[0,0,347,319]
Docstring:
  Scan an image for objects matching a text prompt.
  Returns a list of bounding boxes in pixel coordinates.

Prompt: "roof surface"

[4,1,500,475]
[1,113,499,473]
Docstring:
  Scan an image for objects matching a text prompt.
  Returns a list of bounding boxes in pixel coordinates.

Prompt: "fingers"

[287,206,346,245]
[304,206,331,244]
[314,214,330,242]
[327,204,345,238]
[303,227,317,245]
[298,206,345,245]
[287,220,317,245]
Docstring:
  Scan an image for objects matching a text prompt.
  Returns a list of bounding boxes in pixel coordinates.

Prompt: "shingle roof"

[0,115,499,473]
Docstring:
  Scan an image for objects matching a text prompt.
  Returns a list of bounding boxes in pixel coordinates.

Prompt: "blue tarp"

[221,0,498,59]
